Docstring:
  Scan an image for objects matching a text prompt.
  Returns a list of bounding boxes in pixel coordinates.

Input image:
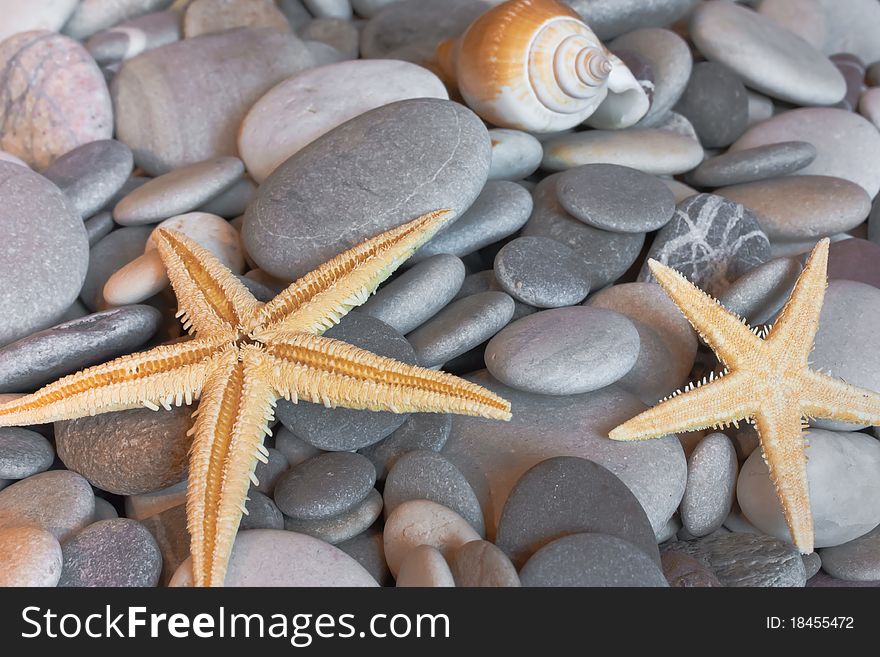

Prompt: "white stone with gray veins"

[608,28,693,127]
[0,162,89,347]
[662,532,807,587]
[443,373,686,535]
[409,181,533,264]
[681,433,738,538]
[359,254,465,334]
[243,98,491,282]
[522,174,645,289]
[0,305,160,392]
[563,0,697,40]
[717,256,801,325]
[738,429,880,548]
[691,1,845,107]
[639,194,771,297]
[43,140,133,218]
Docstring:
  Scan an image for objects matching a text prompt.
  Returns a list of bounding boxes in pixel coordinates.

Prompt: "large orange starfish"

[0,210,511,586]
[610,239,880,554]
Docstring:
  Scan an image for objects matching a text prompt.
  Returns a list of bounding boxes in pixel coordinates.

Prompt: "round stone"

[274,313,417,450]
[673,62,749,148]
[608,27,693,127]
[661,550,723,587]
[183,0,291,37]
[520,533,668,587]
[92,497,118,522]
[690,1,845,106]
[811,280,880,430]
[0,162,89,347]
[79,226,152,311]
[0,305,161,393]
[485,307,640,396]
[395,545,455,587]
[239,59,447,184]
[407,291,515,368]
[681,433,738,537]
[113,156,245,225]
[384,450,484,536]
[756,0,828,50]
[359,254,465,334]
[359,413,451,481]
[557,164,676,233]
[493,237,591,308]
[113,28,314,175]
[717,256,802,325]
[283,488,383,544]
[56,405,193,495]
[170,529,379,586]
[487,129,543,181]
[717,176,871,241]
[444,373,686,535]
[738,429,880,548]
[274,452,376,521]
[495,456,660,569]
[730,107,880,198]
[240,491,284,532]
[336,526,391,586]
[244,98,489,282]
[819,524,880,582]
[663,532,807,586]
[409,181,533,264]
[449,539,520,587]
[273,426,321,467]
[687,141,818,188]
[640,193,771,297]
[0,31,112,170]
[859,87,880,130]
[42,139,133,218]
[523,174,645,289]
[585,282,698,405]
[0,526,63,587]
[0,470,95,541]
[0,428,54,480]
[58,518,161,587]
[383,499,481,577]
[542,128,704,175]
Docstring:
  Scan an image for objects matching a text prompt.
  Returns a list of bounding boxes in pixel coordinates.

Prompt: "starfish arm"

[799,369,880,427]
[753,405,813,554]
[186,346,276,587]
[260,332,512,421]
[0,335,232,427]
[609,371,757,441]
[251,210,455,335]
[153,229,262,336]
[647,259,759,370]
[765,238,830,363]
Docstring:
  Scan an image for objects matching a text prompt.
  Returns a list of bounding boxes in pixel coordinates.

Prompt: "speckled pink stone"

[0,30,113,170]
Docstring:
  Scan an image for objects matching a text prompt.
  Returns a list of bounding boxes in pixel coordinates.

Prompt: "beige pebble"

[0,526,63,587]
[858,87,880,130]
[0,470,95,541]
[383,499,480,577]
[124,480,188,521]
[396,545,456,587]
[183,0,291,38]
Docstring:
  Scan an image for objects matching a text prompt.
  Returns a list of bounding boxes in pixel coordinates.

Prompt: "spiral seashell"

[437,0,649,133]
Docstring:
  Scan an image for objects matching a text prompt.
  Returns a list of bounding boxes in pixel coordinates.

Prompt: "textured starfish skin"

[0,210,512,586]
[609,239,880,554]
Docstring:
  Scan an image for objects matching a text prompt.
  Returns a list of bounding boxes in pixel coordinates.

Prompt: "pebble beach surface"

[0,0,879,589]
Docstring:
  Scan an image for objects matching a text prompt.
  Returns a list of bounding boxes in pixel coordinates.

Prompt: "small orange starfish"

[610,238,880,554]
[0,210,511,586]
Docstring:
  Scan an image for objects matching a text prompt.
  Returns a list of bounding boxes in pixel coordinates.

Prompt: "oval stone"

[359,413,451,481]
[449,539,520,587]
[183,0,291,37]
[273,452,376,521]
[717,176,870,241]
[0,162,89,346]
[0,526,63,587]
[673,61,748,148]
[56,405,193,495]
[819,524,880,582]
[0,470,95,541]
[395,544,455,587]
[487,129,543,181]
[0,31,112,169]
[520,532,668,587]
[485,307,640,396]
[566,0,695,41]
[113,28,315,175]
[0,428,54,480]
[243,98,490,281]
[730,108,880,197]
[687,141,818,188]
[239,59,448,183]
[738,429,880,548]
[0,0,79,42]
[718,256,802,326]
[680,433,738,537]
[282,488,383,544]
[493,237,591,308]
[80,226,153,311]
[690,1,845,106]
[240,491,284,532]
